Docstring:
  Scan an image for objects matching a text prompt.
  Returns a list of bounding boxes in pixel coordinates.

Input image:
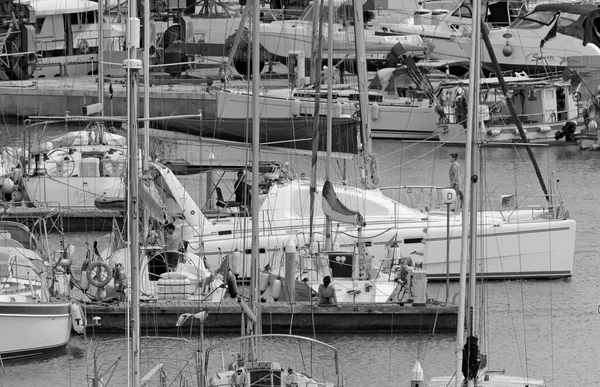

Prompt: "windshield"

[510,11,581,29]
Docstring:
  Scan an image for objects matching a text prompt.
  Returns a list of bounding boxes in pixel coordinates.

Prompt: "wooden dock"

[83,299,457,334]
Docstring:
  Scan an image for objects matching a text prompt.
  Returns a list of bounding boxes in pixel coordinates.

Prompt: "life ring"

[86,261,113,288]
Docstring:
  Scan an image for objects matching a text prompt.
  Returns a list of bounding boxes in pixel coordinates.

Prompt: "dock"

[83,299,457,333]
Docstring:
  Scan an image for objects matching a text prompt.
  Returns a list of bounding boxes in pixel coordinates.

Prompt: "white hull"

[260,21,426,60]
[469,26,600,70]
[25,175,125,209]
[0,300,71,360]
[179,180,575,280]
[216,90,438,140]
[423,218,576,280]
[437,120,582,144]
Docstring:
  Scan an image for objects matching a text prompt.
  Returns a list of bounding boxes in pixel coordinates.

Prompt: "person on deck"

[285,367,298,386]
[234,170,252,214]
[449,153,464,212]
[164,223,184,270]
[317,276,339,307]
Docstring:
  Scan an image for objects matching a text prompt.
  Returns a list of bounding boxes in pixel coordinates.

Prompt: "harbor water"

[0,123,599,386]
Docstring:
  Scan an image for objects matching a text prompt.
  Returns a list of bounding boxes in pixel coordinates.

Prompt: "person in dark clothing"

[462,335,481,382]
[234,170,252,213]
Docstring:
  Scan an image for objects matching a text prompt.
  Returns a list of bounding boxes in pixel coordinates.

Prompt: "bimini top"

[31,0,98,17]
[529,3,597,16]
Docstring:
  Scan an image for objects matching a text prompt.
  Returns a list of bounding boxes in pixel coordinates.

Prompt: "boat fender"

[487,129,501,136]
[2,178,14,194]
[231,249,242,276]
[371,102,379,121]
[113,263,127,293]
[70,303,85,335]
[11,189,23,202]
[87,261,113,288]
[80,260,90,291]
[259,271,270,293]
[291,98,301,116]
[96,287,106,300]
[272,278,282,300]
[226,271,238,298]
[12,168,22,184]
[333,101,343,118]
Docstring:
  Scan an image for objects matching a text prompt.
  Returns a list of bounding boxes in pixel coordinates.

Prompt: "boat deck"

[82,298,457,333]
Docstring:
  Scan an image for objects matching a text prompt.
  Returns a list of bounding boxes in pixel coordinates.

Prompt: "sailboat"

[0,208,74,360]
[203,1,343,385]
[422,1,546,385]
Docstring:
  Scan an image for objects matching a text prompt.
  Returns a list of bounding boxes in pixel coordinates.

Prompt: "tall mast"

[308,0,325,251]
[125,1,142,384]
[353,0,375,189]
[250,0,262,357]
[98,0,104,111]
[455,0,479,384]
[324,0,334,251]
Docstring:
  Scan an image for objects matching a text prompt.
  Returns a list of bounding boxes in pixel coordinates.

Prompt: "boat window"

[35,17,45,34]
[82,11,96,24]
[510,11,556,28]
[511,10,580,29]
[452,5,471,18]
[557,15,586,40]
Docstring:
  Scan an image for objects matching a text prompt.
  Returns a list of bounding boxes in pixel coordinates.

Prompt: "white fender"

[539,125,551,133]
[70,303,85,335]
[259,271,269,292]
[291,98,301,116]
[80,261,90,291]
[2,178,14,194]
[371,102,380,121]
[272,278,282,300]
[11,190,23,202]
[488,129,501,136]
[231,249,242,276]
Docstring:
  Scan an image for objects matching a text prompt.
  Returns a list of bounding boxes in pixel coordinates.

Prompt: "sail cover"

[321,180,365,227]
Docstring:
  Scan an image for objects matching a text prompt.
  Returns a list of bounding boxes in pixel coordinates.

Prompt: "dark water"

[1,135,599,386]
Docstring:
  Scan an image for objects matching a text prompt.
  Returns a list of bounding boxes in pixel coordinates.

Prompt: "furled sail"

[321,180,365,227]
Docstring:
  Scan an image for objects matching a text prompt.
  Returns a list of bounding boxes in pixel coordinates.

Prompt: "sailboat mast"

[98,0,104,110]
[352,0,374,189]
[309,0,325,251]
[126,1,142,384]
[468,0,482,340]
[455,0,479,384]
[250,0,262,356]
[324,0,334,251]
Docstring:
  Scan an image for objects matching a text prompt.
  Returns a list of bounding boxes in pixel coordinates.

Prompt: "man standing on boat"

[449,153,463,212]
[234,170,252,215]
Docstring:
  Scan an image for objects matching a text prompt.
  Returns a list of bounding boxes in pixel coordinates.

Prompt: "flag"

[540,12,560,49]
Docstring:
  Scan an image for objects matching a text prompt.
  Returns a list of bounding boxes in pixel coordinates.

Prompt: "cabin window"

[35,17,45,34]
[82,11,96,24]
[452,5,471,18]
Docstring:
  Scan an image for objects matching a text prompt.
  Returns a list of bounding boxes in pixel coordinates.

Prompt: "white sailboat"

[0,208,74,361]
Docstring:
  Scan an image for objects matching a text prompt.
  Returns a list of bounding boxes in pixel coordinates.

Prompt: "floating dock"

[83,299,457,333]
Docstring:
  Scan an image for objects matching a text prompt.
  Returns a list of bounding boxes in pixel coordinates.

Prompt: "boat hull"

[0,301,71,360]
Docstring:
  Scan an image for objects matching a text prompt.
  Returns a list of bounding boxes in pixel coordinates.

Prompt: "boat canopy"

[31,0,98,17]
